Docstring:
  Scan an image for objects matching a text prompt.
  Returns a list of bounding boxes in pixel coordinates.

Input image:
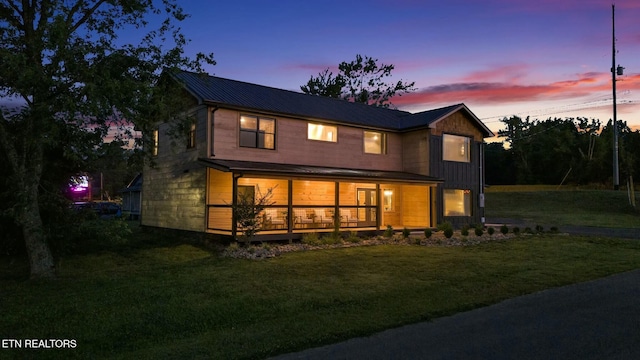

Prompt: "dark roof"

[120,173,142,193]
[172,71,493,137]
[199,158,443,184]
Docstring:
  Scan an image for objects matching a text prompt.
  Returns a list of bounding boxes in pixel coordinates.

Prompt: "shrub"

[535,224,544,233]
[461,225,469,236]
[346,231,361,243]
[402,227,410,238]
[550,226,559,233]
[487,227,495,236]
[301,232,322,246]
[384,225,394,238]
[524,227,533,234]
[321,234,342,245]
[424,228,432,238]
[443,228,454,238]
[513,226,520,235]
[474,226,484,236]
[437,222,453,232]
[500,224,509,235]
[75,218,132,251]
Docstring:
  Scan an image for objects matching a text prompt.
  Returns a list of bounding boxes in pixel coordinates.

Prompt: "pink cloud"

[392,70,624,108]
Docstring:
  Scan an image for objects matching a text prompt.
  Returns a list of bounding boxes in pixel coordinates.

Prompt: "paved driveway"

[271,269,640,359]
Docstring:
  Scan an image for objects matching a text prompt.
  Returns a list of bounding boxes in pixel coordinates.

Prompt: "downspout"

[479,141,485,225]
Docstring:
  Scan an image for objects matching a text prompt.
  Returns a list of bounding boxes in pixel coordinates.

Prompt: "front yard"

[2,233,640,359]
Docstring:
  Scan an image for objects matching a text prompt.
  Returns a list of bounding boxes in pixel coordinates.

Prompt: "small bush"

[321,234,342,245]
[402,227,410,238]
[500,224,509,235]
[384,225,394,238]
[535,224,544,233]
[474,226,483,236]
[301,232,322,246]
[461,225,469,236]
[487,227,495,236]
[513,227,520,235]
[346,231,361,243]
[424,228,432,238]
[550,226,559,233]
[444,228,454,238]
[524,227,533,234]
[437,222,453,233]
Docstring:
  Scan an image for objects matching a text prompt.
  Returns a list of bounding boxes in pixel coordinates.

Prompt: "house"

[121,173,142,220]
[141,71,494,241]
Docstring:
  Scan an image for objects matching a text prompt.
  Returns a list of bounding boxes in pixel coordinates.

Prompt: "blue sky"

[176,0,640,137]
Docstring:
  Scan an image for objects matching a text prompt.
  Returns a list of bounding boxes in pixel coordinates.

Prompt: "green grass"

[3,236,640,359]
[485,190,640,228]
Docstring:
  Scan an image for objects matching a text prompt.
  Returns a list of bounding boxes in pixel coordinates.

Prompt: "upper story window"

[152,129,159,156]
[186,123,196,149]
[240,115,275,149]
[308,123,337,142]
[443,134,470,162]
[364,131,387,154]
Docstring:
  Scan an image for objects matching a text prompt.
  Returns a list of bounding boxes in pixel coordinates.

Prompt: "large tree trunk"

[22,169,56,279]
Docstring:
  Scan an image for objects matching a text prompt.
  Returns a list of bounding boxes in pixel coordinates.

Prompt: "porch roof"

[199,158,443,184]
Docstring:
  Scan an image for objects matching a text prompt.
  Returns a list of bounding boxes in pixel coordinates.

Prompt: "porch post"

[231,174,240,239]
[287,179,293,239]
[334,182,339,230]
[375,183,381,232]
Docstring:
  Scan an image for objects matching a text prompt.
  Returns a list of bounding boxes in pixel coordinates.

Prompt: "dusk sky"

[172,0,640,138]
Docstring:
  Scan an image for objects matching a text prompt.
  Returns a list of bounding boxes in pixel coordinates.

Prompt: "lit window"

[443,134,470,162]
[187,123,196,149]
[308,123,337,142]
[383,189,394,211]
[444,189,472,216]
[364,131,387,154]
[152,129,159,156]
[240,115,275,149]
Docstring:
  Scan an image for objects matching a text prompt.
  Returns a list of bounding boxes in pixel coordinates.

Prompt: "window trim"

[443,188,472,217]
[307,122,337,142]
[186,122,196,149]
[364,130,387,154]
[239,115,276,150]
[443,133,471,163]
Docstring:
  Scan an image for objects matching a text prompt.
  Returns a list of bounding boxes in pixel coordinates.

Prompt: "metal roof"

[199,158,443,184]
[172,70,494,137]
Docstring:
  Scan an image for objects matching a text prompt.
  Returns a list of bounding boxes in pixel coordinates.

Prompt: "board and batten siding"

[141,106,209,232]
[429,111,485,228]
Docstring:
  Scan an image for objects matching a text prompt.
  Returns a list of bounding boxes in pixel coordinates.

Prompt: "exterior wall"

[430,112,485,228]
[141,106,209,232]
[402,129,430,175]
[211,108,403,171]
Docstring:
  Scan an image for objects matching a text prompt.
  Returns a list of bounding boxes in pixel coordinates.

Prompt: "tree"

[233,186,275,245]
[301,54,415,108]
[0,1,214,279]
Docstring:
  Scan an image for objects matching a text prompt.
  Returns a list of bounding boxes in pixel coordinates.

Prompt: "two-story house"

[142,71,494,241]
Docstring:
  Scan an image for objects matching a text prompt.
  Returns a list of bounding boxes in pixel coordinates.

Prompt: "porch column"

[231,174,240,239]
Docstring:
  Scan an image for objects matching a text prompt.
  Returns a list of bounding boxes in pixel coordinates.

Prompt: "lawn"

[2,235,640,359]
[485,188,640,228]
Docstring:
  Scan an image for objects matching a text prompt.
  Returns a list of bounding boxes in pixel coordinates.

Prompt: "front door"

[357,188,377,227]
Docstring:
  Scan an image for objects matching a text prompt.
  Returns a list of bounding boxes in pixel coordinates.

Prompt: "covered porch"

[201,159,441,241]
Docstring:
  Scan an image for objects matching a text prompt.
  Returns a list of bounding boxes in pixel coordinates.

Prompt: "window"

[187,123,196,149]
[443,134,470,162]
[364,131,387,154]
[152,129,159,156]
[443,189,472,216]
[308,123,337,142]
[240,115,275,149]
[383,189,394,211]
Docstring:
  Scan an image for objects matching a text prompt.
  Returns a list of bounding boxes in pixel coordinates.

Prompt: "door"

[357,188,377,226]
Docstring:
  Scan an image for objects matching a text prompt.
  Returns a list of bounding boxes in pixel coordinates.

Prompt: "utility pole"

[611,4,620,190]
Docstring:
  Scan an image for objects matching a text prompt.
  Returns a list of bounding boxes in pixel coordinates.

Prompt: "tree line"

[485,116,640,187]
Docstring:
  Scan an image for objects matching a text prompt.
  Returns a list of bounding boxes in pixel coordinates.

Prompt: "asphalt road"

[271,269,640,360]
